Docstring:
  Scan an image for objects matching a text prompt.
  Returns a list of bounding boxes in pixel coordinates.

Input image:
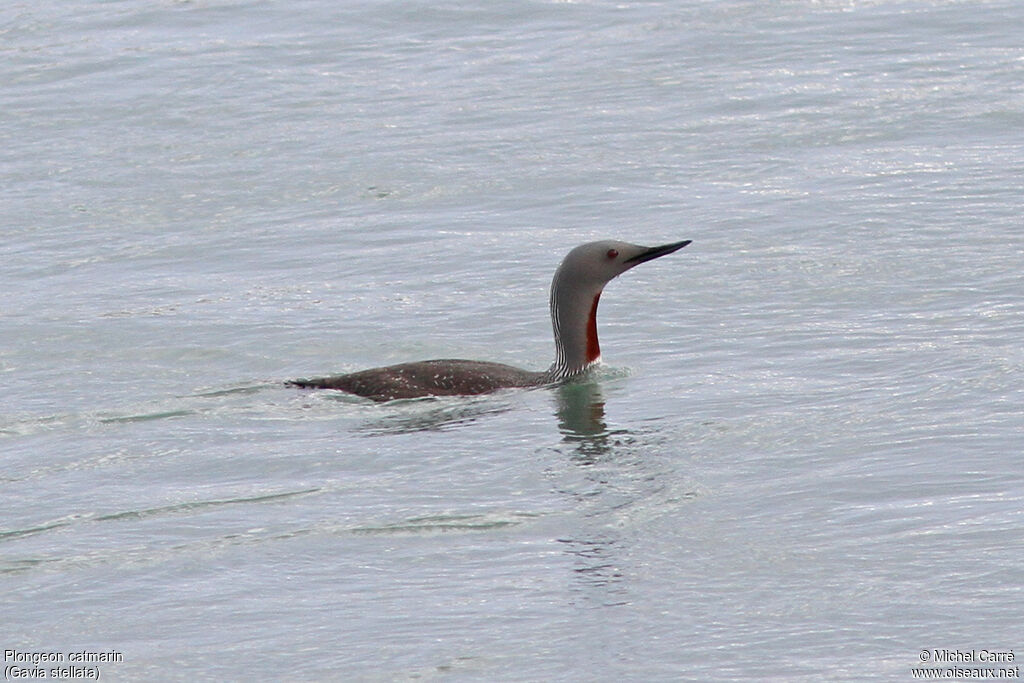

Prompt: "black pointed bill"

[624,239,692,265]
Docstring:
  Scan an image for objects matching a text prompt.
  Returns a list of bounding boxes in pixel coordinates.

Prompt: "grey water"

[3,0,1023,680]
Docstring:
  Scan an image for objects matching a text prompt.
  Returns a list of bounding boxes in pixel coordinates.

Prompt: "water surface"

[3,0,1023,680]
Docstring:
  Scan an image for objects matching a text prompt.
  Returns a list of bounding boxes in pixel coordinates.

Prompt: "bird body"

[289,359,546,400]
[290,239,690,401]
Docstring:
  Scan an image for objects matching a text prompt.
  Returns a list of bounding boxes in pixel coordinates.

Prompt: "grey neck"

[545,266,603,382]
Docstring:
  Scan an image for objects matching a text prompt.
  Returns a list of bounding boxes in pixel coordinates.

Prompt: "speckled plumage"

[288,359,547,402]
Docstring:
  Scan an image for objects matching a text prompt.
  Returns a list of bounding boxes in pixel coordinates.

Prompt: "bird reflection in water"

[554,379,630,464]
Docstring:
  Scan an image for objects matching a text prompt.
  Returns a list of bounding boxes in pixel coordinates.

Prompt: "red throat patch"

[585,293,601,363]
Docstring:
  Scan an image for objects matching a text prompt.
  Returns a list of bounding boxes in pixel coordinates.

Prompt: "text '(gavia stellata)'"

[289,239,691,401]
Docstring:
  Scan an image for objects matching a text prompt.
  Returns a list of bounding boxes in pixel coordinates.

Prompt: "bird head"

[554,239,692,290]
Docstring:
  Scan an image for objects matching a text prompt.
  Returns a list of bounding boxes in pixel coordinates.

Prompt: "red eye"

[606,249,619,260]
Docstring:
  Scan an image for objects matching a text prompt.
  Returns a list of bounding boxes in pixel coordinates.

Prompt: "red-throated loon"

[289,239,691,401]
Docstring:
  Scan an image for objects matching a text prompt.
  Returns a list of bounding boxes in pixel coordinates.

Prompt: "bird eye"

[606,249,619,260]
